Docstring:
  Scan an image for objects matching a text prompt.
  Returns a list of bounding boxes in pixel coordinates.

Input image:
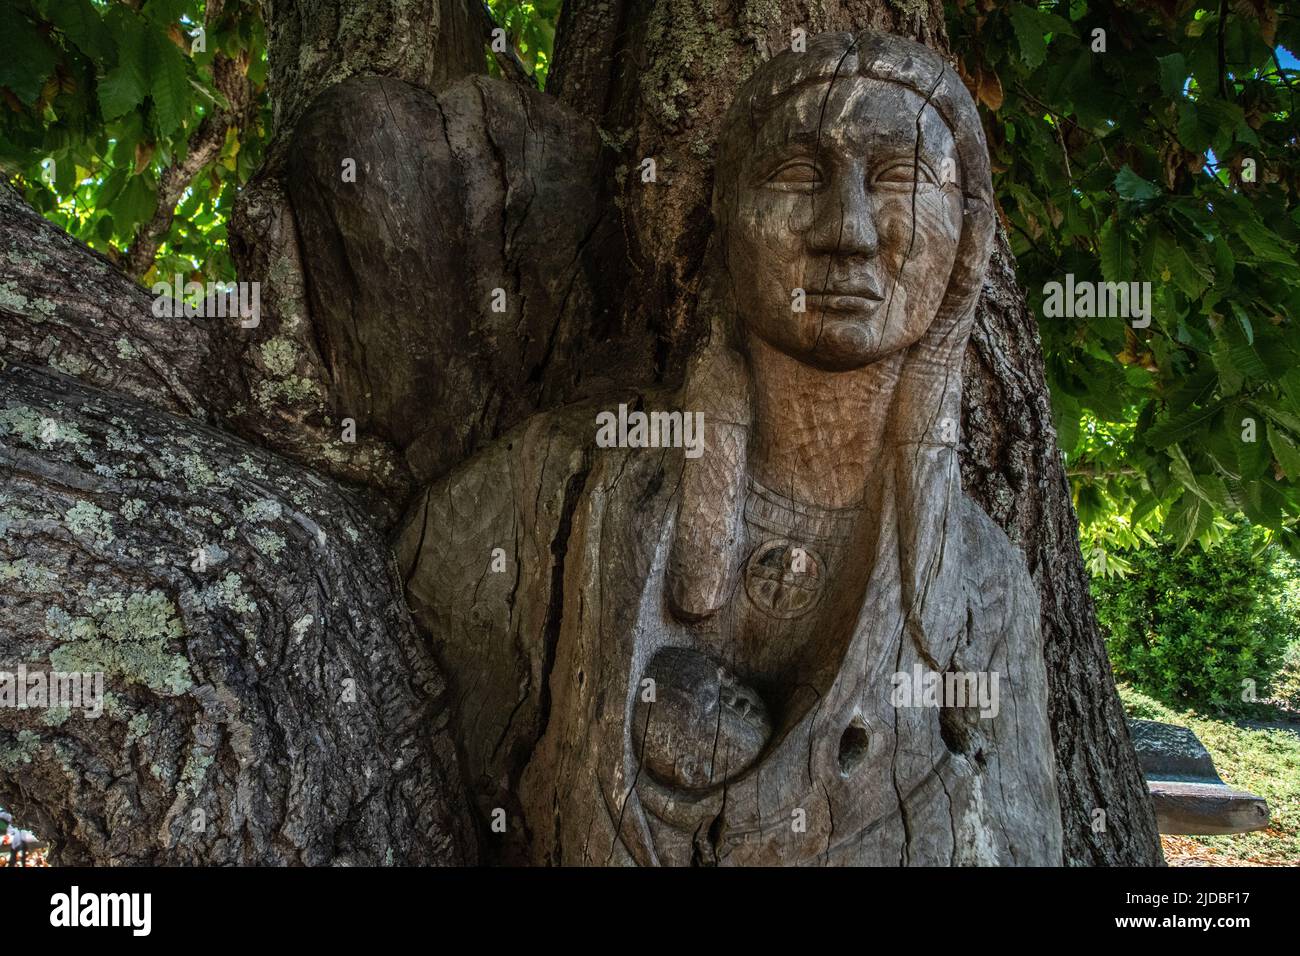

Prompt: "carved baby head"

[716,67,964,370]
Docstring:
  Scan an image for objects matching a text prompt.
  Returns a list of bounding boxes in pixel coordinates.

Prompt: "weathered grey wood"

[1147,781,1270,836]
[0,0,1164,867]
[0,364,473,865]
[287,75,642,489]
[398,33,1063,866]
[1130,719,1225,783]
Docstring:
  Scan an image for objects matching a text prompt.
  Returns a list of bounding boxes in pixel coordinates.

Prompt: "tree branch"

[124,9,254,281]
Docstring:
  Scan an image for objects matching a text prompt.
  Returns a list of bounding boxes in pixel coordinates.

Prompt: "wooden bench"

[1129,719,1270,835]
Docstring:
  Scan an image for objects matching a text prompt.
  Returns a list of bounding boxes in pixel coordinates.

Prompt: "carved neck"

[744,334,900,510]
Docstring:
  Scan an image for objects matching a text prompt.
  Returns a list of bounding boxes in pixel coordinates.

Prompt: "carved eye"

[764,161,822,190]
[873,162,937,186]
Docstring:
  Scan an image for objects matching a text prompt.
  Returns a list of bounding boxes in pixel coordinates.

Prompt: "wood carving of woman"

[397,31,1064,866]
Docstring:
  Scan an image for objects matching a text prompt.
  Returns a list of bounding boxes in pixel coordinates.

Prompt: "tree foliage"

[950,1,1300,556]
[0,0,268,284]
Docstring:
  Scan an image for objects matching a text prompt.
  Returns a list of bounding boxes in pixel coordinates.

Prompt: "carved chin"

[765,293,927,370]
[803,319,887,369]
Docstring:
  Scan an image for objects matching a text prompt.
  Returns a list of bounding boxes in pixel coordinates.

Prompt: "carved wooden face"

[724,76,964,371]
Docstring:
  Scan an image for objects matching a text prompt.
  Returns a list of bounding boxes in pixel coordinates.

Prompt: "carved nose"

[808,178,878,258]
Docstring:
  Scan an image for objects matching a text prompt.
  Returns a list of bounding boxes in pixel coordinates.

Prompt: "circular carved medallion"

[743,539,824,619]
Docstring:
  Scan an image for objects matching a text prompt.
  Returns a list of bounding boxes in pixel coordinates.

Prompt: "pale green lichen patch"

[122,498,147,521]
[199,542,230,567]
[48,351,93,377]
[0,729,40,771]
[242,498,282,524]
[260,337,298,377]
[249,530,286,560]
[64,500,115,545]
[106,417,144,455]
[200,572,256,616]
[238,455,269,479]
[0,280,56,319]
[643,0,736,127]
[0,558,59,592]
[46,590,193,696]
[41,706,70,727]
[126,711,150,745]
[115,336,139,359]
[0,403,90,448]
[158,449,228,494]
[888,0,930,24]
[254,375,321,412]
[180,747,213,795]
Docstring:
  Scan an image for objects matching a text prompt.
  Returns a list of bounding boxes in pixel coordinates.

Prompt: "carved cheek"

[871,193,924,277]
[782,194,815,236]
[737,195,805,259]
[873,190,959,285]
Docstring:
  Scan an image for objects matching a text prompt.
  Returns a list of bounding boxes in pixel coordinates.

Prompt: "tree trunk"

[0,361,473,864]
[1,0,1162,865]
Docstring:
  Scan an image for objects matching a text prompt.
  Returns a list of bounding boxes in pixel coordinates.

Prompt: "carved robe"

[396,393,1064,865]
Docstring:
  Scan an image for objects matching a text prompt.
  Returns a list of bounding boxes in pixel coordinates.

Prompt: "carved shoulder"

[958,495,1040,639]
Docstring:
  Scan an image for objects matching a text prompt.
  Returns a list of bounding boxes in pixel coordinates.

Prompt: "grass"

[1118,681,1300,866]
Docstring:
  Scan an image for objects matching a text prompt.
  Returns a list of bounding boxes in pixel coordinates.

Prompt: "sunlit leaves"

[0,1,269,284]
[487,0,560,89]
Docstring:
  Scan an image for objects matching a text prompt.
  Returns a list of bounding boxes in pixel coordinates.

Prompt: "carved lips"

[804,277,885,315]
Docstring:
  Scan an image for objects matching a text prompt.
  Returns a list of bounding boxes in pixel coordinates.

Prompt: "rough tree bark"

[0,183,474,864]
[0,362,473,864]
[1,0,1161,865]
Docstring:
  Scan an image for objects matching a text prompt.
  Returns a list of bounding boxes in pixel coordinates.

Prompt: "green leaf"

[1145,400,1223,450]
[1008,5,1048,70]
[1235,419,1271,480]
[97,68,146,120]
[1168,444,1217,505]
[1166,491,1213,553]
[1115,166,1159,201]
[1253,400,1300,438]
[0,7,59,104]
[112,174,157,233]
[1098,219,1132,284]
[1210,341,1243,396]
[1268,428,1300,481]
[1176,101,1213,153]
[144,0,193,24]
[1240,476,1291,526]
[98,18,148,120]
[1216,196,1297,265]
[1197,98,1246,155]
[1157,53,1187,98]
[48,0,114,62]
[146,28,191,137]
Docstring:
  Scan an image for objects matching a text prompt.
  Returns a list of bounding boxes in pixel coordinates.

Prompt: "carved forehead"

[747,77,957,165]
